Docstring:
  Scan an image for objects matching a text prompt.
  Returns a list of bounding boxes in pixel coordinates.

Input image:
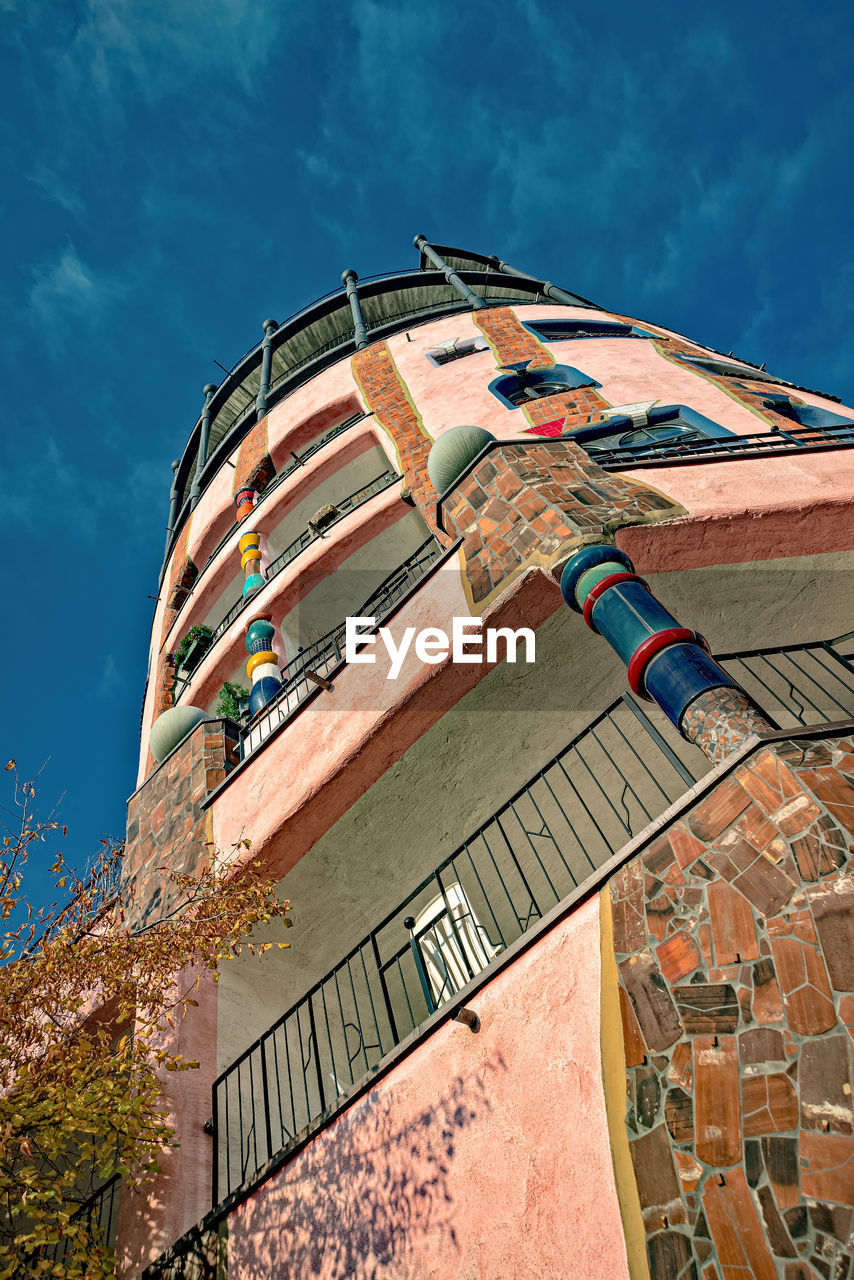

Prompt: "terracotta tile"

[701,1264,719,1280]
[701,1166,777,1279]
[745,1140,762,1187]
[670,824,706,870]
[708,881,759,965]
[798,767,854,833]
[805,877,854,991]
[674,1149,703,1193]
[763,1136,800,1209]
[739,1027,785,1066]
[756,1185,797,1257]
[808,1202,852,1244]
[619,949,683,1051]
[784,1264,823,1280]
[668,1042,693,1092]
[635,1065,661,1130]
[610,861,647,954]
[643,833,686,886]
[742,1072,798,1136]
[688,777,752,843]
[705,837,795,918]
[628,1123,686,1231]
[645,1230,695,1278]
[799,1035,853,1134]
[697,922,713,968]
[665,1087,694,1144]
[735,803,782,854]
[769,923,837,1036]
[839,994,854,1045]
[619,984,647,1067]
[657,930,702,984]
[646,893,677,942]
[673,983,739,1035]
[693,1035,741,1166]
[800,1131,854,1202]
[791,830,845,881]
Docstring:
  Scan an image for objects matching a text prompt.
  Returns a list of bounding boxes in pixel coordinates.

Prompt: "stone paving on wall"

[124,719,240,930]
[606,731,854,1280]
[439,440,685,610]
[232,415,274,496]
[351,342,444,540]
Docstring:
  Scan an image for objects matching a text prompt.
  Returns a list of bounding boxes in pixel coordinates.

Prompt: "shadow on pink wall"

[230,1065,502,1279]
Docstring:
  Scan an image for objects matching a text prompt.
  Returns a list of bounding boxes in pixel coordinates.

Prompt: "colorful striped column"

[244,613,282,716]
[234,486,282,715]
[560,545,774,763]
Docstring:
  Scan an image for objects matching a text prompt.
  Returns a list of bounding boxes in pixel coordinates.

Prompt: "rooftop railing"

[211,636,854,1202]
[594,421,854,469]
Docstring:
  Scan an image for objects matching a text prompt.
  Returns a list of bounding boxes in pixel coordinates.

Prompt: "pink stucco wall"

[115,967,219,1279]
[139,300,854,779]
[227,894,629,1280]
[211,559,560,883]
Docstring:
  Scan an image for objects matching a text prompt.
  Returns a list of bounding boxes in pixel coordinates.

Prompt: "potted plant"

[215,681,249,722]
[174,624,214,675]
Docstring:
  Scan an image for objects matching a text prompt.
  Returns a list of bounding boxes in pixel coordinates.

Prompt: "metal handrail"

[591,421,854,469]
[39,1174,121,1266]
[237,536,446,759]
[197,414,368,579]
[211,637,854,1202]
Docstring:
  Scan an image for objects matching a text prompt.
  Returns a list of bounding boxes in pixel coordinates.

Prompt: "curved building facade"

[114,240,854,1280]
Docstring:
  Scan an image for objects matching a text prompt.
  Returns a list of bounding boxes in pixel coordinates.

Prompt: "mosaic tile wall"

[439,440,685,609]
[232,415,274,496]
[351,342,444,539]
[607,733,854,1280]
[125,719,240,929]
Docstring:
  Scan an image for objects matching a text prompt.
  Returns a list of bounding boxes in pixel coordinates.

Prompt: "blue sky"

[1,0,853,898]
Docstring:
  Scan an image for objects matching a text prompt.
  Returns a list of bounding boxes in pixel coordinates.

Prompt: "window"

[490,362,600,409]
[759,394,854,433]
[425,335,490,366]
[678,353,779,383]
[568,405,734,457]
[524,318,653,342]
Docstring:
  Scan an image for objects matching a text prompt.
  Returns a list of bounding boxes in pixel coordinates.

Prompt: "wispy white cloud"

[28,245,120,327]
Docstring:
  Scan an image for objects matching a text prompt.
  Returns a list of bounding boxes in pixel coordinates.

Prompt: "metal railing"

[206,468,399,647]
[594,422,854,469]
[38,1174,121,1269]
[239,536,446,758]
[212,637,854,1201]
[198,413,366,577]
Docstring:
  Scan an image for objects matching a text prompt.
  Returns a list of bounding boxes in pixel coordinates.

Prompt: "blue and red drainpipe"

[560,545,774,764]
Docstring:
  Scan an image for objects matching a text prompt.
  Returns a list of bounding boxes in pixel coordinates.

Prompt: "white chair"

[412,883,499,1006]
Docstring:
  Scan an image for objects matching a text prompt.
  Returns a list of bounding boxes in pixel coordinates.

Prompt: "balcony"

[207,635,854,1202]
[172,467,401,704]
[591,421,854,470]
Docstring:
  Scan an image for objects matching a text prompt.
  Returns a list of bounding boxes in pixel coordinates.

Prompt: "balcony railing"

[594,421,854,469]
[198,413,367,577]
[211,636,854,1202]
[38,1174,121,1267]
[239,535,447,758]
[189,468,400,658]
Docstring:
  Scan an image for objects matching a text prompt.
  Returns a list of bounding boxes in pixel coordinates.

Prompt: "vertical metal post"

[255,319,278,420]
[342,269,369,348]
[190,383,218,509]
[488,255,593,307]
[371,931,399,1042]
[258,1039,274,1164]
[404,917,436,1015]
[306,999,327,1112]
[414,235,486,309]
[210,1081,219,1206]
